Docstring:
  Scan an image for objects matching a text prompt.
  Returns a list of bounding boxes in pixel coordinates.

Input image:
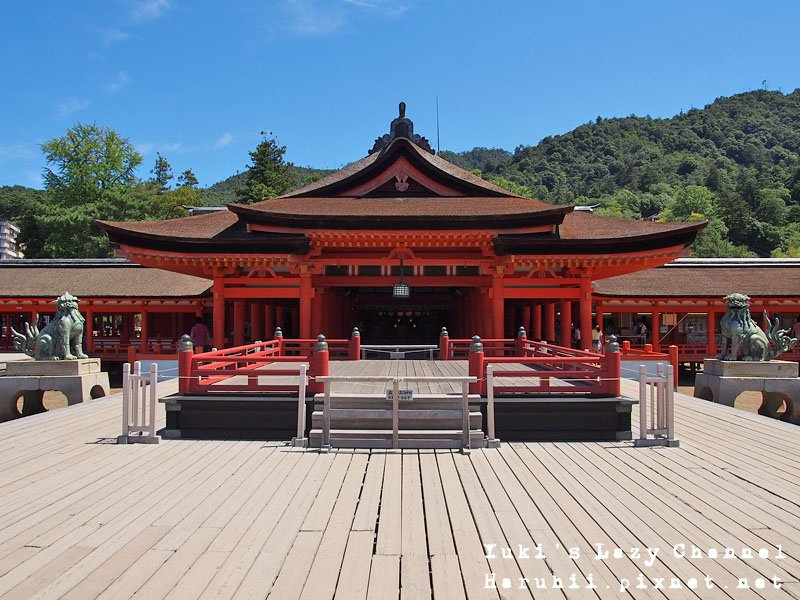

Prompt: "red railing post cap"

[440,327,449,337]
[315,334,328,351]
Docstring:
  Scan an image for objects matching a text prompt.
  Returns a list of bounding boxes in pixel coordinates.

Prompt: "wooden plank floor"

[0,364,798,598]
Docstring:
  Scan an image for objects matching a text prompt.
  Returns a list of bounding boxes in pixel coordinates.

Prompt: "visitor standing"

[190,317,210,352]
[591,324,603,352]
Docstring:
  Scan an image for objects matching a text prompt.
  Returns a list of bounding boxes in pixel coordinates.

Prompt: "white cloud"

[214,132,233,148]
[132,0,171,21]
[136,142,155,156]
[286,0,345,35]
[101,27,130,45]
[162,142,182,152]
[341,0,408,16]
[56,98,90,118]
[105,71,130,94]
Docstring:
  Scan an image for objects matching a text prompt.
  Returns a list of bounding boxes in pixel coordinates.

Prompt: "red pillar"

[299,274,312,339]
[559,299,571,348]
[312,287,324,337]
[233,300,246,346]
[275,305,285,333]
[532,304,542,340]
[264,303,274,340]
[580,275,593,352]
[706,307,716,356]
[250,301,263,342]
[212,279,225,349]
[651,308,661,351]
[85,309,94,353]
[492,275,504,339]
[140,310,149,353]
[522,305,531,334]
[544,302,555,342]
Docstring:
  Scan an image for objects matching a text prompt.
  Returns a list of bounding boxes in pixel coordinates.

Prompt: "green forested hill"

[442,90,800,257]
[200,165,334,205]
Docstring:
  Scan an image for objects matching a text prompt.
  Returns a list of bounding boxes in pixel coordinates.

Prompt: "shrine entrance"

[351,287,453,345]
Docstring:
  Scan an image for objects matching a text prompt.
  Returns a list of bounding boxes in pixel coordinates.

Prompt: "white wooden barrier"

[117,361,160,444]
[291,363,309,447]
[484,365,502,448]
[315,375,478,453]
[634,364,679,447]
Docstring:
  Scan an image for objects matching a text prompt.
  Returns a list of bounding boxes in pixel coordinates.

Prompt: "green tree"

[33,123,146,257]
[236,132,293,204]
[151,153,173,193]
[177,168,199,188]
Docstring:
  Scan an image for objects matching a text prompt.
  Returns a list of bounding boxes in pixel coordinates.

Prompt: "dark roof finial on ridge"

[369,102,434,155]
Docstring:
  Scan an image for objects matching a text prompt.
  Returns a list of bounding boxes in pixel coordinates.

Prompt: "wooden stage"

[0,368,798,598]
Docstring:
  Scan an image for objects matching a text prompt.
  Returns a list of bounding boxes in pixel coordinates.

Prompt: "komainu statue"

[718,293,797,361]
[11,292,88,360]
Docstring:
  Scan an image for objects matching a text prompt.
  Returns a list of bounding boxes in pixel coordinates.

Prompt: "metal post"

[321,381,331,452]
[392,378,399,450]
[461,381,471,454]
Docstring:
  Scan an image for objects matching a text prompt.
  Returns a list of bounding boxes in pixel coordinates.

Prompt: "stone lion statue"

[11,292,89,360]
[719,293,797,361]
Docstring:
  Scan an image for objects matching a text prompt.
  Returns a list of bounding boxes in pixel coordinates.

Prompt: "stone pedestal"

[694,359,800,424]
[0,358,110,422]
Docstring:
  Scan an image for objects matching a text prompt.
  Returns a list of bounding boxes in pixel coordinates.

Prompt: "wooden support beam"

[212,278,225,349]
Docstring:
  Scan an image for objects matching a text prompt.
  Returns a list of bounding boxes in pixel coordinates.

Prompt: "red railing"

[454,333,621,397]
[177,331,360,396]
[618,341,679,390]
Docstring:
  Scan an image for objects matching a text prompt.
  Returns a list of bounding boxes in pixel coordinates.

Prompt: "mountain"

[200,165,334,206]
[441,90,800,257]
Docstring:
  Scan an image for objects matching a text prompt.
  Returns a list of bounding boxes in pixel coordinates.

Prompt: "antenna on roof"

[435,96,441,155]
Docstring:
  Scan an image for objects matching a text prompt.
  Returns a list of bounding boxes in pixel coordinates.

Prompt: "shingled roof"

[593,259,800,297]
[0,259,211,298]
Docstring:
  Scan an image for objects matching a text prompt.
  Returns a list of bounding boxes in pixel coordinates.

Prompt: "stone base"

[694,359,800,424]
[0,359,110,422]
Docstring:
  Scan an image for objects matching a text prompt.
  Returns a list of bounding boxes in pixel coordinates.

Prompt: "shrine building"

[97,104,707,351]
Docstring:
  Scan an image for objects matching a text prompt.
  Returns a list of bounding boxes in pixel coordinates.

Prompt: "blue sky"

[2,0,799,188]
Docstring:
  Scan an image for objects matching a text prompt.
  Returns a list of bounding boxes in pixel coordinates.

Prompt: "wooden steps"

[308,393,485,449]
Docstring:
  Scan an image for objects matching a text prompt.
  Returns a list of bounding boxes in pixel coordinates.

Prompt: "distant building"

[0,221,23,259]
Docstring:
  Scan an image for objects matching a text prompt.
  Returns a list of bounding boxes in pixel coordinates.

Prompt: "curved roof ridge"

[273,137,517,200]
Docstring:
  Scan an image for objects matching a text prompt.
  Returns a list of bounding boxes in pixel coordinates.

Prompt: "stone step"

[309,428,485,449]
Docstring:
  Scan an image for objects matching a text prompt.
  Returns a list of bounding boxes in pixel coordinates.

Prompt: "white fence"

[117,361,159,444]
[634,364,679,447]
[290,364,309,447]
[314,375,478,452]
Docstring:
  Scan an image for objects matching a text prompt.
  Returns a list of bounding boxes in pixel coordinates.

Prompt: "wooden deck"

[0,364,798,598]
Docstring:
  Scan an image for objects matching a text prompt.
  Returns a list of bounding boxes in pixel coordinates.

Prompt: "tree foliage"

[445,89,800,257]
[236,132,293,204]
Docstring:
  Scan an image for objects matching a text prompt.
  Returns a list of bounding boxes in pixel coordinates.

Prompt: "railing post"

[177,334,194,394]
[309,334,329,394]
[461,380,470,454]
[486,365,500,448]
[669,344,679,390]
[292,363,309,447]
[349,327,361,361]
[148,363,158,440]
[392,378,400,450]
[321,380,331,452]
[439,327,450,361]
[118,362,131,443]
[644,343,653,353]
[638,364,647,440]
[621,340,631,352]
[607,349,621,397]
[274,327,283,354]
[515,326,527,356]
[127,344,136,366]
[468,336,485,395]
[667,364,675,441]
